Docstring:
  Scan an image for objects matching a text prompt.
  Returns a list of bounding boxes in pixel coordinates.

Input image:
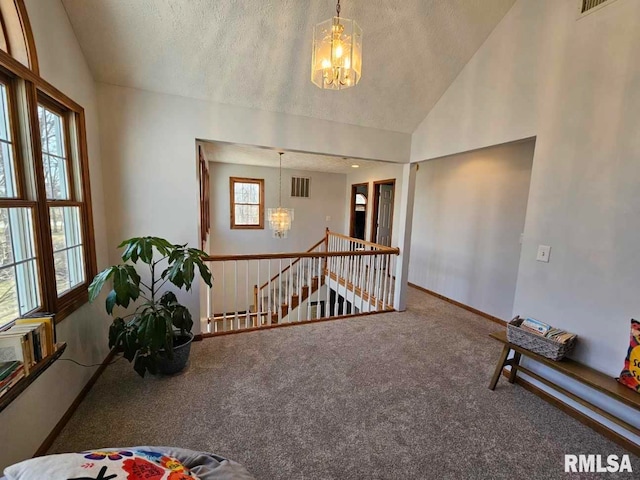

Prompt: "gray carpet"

[49,287,638,479]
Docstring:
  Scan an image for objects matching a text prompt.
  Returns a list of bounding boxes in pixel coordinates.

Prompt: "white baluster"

[207,262,213,333]
[267,260,272,326]
[278,259,282,323]
[234,260,239,330]
[222,262,227,331]
[297,259,302,322]
[257,259,261,326]
[380,254,388,310]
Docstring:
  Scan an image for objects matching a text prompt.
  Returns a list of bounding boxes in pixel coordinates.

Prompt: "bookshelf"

[0,342,67,414]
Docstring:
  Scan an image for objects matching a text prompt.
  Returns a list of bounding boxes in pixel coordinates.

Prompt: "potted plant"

[88,237,212,377]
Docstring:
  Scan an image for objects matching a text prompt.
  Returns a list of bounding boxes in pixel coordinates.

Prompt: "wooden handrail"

[205,248,399,262]
[258,237,326,290]
[327,231,392,250]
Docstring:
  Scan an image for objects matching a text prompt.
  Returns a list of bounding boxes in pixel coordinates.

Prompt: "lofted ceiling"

[61,0,515,133]
[200,141,389,174]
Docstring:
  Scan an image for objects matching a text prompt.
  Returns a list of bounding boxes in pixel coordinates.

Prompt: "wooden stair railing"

[253,237,326,324]
[205,230,400,334]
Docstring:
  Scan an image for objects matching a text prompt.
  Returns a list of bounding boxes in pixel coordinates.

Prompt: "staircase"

[204,230,399,334]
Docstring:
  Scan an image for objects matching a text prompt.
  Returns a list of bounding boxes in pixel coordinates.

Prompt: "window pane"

[49,206,84,296]
[53,249,70,294]
[53,246,85,296]
[39,105,70,200]
[235,204,259,225]
[0,266,18,326]
[0,141,17,197]
[43,154,69,200]
[0,83,17,198]
[247,184,259,203]
[38,105,47,152]
[50,206,82,250]
[42,108,65,157]
[0,84,11,142]
[234,182,259,204]
[0,208,40,326]
[234,183,245,203]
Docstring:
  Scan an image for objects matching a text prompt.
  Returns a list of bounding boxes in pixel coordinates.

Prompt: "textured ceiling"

[61,0,515,133]
[200,141,388,174]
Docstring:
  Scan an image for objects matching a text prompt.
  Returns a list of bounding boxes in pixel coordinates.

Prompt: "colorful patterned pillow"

[4,449,200,480]
[618,319,640,392]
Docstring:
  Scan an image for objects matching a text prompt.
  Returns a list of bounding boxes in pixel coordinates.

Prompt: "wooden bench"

[488,331,640,442]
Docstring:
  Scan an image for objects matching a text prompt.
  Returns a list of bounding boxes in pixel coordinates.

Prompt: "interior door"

[376,184,394,246]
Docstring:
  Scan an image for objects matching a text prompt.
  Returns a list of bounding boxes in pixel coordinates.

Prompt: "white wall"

[409,140,535,320]
[97,83,411,331]
[0,0,111,469]
[411,0,640,442]
[344,163,405,247]
[207,161,346,313]
[209,162,346,254]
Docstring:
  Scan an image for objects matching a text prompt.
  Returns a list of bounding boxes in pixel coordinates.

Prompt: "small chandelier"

[311,0,362,90]
[268,152,294,238]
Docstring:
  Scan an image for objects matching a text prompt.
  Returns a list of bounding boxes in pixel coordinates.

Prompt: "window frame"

[229,177,264,230]
[0,50,96,326]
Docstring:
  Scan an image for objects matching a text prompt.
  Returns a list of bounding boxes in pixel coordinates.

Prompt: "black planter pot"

[156,332,194,375]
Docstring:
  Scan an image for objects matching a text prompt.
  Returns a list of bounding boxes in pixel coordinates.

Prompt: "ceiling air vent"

[581,0,613,14]
[291,177,310,198]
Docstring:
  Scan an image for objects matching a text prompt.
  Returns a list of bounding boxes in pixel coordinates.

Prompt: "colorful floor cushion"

[3,446,254,480]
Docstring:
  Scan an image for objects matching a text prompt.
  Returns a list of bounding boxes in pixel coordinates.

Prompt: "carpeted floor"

[49,287,638,479]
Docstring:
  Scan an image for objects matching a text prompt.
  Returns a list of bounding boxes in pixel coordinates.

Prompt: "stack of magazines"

[520,317,576,344]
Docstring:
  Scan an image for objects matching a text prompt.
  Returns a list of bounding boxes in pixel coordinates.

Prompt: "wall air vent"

[291,177,310,198]
[581,0,614,14]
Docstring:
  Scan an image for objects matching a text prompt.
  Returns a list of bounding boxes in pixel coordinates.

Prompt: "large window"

[230,177,264,229]
[38,102,86,296]
[0,2,96,327]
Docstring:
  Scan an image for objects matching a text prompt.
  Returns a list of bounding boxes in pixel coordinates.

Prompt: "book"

[3,324,42,363]
[0,360,21,381]
[521,317,551,336]
[16,317,54,356]
[0,364,24,390]
[0,333,31,375]
[0,367,25,398]
[21,313,56,344]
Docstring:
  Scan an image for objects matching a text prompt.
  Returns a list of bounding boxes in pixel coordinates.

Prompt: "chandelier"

[311,0,362,90]
[268,152,294,238]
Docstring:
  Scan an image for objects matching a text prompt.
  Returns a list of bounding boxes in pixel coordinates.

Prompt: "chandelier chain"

[336,0,341,18]
[278,152,283,206]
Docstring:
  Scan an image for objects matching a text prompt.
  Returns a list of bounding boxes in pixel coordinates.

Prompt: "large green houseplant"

[89,237,212,377]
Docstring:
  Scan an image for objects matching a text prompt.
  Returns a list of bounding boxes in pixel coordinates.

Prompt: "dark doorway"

[371,179,395,246]
[349,183,368,240]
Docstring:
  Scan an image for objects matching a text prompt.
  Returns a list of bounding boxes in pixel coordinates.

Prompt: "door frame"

[349,182,369,239]
[371,179,396,245]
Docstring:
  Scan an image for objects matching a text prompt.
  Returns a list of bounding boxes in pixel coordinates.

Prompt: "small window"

[230,177,264,229]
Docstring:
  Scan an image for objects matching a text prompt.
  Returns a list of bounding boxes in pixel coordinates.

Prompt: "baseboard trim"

[34,348,117,457]
[408,282,506,326]
[193,334,203,342]
[500,368,640,457]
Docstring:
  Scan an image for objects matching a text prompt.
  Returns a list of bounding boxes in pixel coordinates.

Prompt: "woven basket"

[507,316,577,361]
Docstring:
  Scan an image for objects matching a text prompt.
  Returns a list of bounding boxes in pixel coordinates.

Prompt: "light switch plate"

[536,245,551,263]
